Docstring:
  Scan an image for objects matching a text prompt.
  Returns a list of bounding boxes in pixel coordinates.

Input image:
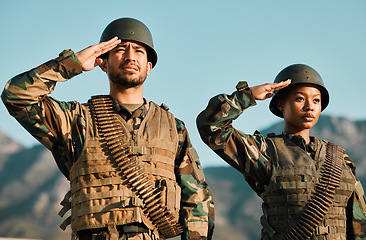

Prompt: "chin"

[302,123,316,130]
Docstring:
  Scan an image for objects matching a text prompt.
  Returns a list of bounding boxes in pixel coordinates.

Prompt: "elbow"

[2,76,20,105]
[1,86,11,106]
[1,79,19,108]
[196,112,209,141]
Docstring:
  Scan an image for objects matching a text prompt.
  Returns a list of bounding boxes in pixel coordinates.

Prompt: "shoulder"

[150,101,173,113]
[149,101,184,130]
[320,139,356,171]
[174,117,186,132]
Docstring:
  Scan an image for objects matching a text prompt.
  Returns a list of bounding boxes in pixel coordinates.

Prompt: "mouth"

[120,64,139,72]
[302,113,315,121]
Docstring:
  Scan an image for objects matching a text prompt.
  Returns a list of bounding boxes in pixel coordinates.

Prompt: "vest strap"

[108,224,118,240]
[59,190,72,217]
[70,177,126,194]
[144,165,175,180]
[60,216,71,231]
[71,190,138,207]
[260,215,276,238]
[59,202,71,217]
[70,165,115,181]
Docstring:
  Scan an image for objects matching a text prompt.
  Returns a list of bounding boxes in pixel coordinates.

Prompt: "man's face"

[278,84,322,134]
[101,41,152,88]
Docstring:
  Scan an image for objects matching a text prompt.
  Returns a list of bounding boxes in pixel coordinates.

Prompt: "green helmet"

[269,64,329,118]
[100,17,158,68]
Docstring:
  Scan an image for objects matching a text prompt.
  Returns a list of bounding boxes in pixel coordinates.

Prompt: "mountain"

[0,137,69,240]
[0,115,365,240]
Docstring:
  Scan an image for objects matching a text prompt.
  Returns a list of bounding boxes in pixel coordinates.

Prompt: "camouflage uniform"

[196,81,366,239]
[1,50,214,240]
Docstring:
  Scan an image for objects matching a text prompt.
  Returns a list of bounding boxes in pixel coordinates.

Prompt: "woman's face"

[278,84,322,134]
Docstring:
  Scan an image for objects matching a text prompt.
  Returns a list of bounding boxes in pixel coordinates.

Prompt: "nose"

[123,45,136,62]
[304,99,314,111]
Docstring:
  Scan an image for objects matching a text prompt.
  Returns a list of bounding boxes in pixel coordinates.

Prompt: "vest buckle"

[315,225,330,235]
[131,146,147,155]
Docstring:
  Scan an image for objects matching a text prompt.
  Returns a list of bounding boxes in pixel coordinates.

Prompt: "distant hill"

[0,115,365,240]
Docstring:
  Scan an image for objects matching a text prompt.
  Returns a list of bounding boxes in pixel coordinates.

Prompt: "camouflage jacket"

[196,81,366,239]
[1,50,214,240]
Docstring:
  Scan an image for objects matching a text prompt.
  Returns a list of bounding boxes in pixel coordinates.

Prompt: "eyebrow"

[116,42,145,49]
[295,91,321,97]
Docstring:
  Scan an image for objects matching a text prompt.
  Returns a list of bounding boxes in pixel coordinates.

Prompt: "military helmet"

[100,17,158,68]
[269,64,329,118]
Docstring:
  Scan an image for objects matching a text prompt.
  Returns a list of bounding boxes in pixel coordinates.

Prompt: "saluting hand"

[250,79,291,100]
[75,37,121,71]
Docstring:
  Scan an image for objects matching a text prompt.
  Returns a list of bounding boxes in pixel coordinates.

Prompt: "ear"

[277,99,284,112]
[99,58,108,72]
[146,62,152,76]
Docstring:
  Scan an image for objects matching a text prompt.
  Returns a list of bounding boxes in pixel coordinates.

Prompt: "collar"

[110,97,149,120]
[112,98,148,112]
[282,132,317,154]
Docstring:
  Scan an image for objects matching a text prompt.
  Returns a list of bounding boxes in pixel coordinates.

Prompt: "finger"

[90,37,120,58]
[271,79,291,90]
[99,37,121,54]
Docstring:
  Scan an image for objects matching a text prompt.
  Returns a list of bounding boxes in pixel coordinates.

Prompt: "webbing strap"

[70,177,125,194]
[59,191,71,217]
[144,166,175,180]
[261,215,276,238]
[60,216,71,231]
[71,202,133,220]
[71,189,137,206]
[108,224,118,240]
[70,165,115,180]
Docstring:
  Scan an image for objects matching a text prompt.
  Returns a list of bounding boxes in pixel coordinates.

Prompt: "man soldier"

[2,18,214,240]
[196,64,366,239]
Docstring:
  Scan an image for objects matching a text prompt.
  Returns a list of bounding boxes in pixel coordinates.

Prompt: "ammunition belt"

[285,142,344,240]
[89,95,183,238]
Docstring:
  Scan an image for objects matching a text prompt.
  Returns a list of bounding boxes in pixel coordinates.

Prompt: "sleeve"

[345,156,366,239]
[196,81,273,194]
[175,118,215,240]
[1,50,84,176]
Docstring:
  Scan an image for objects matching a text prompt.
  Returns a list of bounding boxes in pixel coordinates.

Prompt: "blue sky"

[0,0,365,167]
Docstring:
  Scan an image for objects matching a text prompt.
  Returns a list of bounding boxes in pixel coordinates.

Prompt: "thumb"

[265,92,274,99]
[94,58,103,67]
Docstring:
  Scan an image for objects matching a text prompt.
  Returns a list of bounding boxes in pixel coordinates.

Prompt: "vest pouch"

[158,179,181,218]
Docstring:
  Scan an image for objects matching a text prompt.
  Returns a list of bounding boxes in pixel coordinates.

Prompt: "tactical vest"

[260,136,356,240]
[60,99,181,236]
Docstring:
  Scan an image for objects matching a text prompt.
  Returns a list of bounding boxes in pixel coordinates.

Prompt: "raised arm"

[196,80,290,194]
[1,37,121,144]
[250,79,291,100]
[1,38,121,176]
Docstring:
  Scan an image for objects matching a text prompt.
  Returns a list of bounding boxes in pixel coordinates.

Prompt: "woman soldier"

[196,64,366,239]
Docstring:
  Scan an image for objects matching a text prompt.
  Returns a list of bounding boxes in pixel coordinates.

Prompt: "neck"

[284,128,310,144]
[109,82,144,104]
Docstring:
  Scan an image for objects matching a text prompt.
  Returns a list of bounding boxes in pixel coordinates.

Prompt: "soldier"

[196,64,366,239]
[2,18,214,240]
